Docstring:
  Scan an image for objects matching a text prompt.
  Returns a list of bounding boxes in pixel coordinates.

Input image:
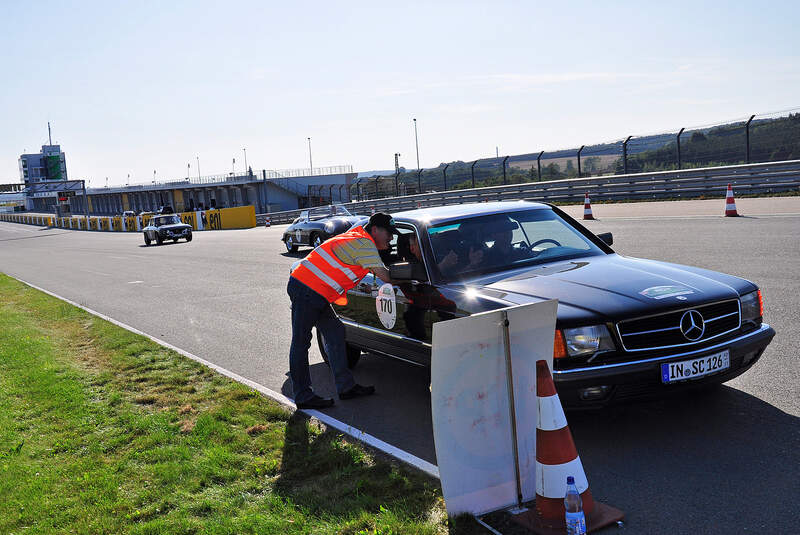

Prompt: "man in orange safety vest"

[287,212,398,409]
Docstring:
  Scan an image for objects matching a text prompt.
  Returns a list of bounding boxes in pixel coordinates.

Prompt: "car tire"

[316,330,361,369]
[173,238,179,243]
[285,235,298,252]
[186,233,192,242]
[156,235,163,245]
[144,235,151,246]
[312,233,323,249]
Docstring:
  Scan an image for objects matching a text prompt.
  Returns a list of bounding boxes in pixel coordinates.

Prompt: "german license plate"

[661,350,730,383]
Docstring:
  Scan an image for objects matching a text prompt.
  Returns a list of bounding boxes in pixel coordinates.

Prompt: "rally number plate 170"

[661,350,730,384]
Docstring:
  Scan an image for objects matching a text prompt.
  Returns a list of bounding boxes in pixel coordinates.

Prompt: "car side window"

[394,224,430,279]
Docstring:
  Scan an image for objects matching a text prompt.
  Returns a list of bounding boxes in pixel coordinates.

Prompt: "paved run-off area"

[1,197,798,534]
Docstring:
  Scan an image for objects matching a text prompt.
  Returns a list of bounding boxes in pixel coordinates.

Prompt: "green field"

[0,274,487,534]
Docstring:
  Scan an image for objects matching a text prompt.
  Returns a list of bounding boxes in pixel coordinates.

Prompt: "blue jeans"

[287,276,355,404]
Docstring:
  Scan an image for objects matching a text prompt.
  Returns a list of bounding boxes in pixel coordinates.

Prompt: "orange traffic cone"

[512,360,623,534]
[725,184,739,217]
[583,193,594,220]
[417,201,422,209]
[264,216,271,228]
[371,206,376,215]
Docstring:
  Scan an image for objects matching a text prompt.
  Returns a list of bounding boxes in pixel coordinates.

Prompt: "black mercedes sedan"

[282,204,363,252]
[318,201,775,407]
[142,214,193,246]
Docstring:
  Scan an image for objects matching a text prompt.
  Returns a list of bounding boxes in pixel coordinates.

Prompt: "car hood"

[158,223,191,231]
[458,254,755,323]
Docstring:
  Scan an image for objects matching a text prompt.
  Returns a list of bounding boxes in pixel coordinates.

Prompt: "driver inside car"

[482,217,533,267]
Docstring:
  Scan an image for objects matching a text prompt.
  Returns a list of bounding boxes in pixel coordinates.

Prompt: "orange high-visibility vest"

[291,225,375,304]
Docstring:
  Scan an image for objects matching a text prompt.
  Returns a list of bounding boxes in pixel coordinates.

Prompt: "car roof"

[393,201,550,226]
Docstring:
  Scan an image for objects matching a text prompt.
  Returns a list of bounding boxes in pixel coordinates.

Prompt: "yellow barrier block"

[180,211,198,230]
[220,205,257,229]
[112,217,123,232]
[125,216,137,231]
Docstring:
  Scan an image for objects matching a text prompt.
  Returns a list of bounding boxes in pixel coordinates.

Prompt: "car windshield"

[426,208,606,280]
[308,205,352,220]
[154,215,181,226]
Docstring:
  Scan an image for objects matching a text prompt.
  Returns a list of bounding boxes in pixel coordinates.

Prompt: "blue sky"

[2,1,798,186]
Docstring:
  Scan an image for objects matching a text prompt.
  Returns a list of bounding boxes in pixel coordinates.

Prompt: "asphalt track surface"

[1,198,798,534]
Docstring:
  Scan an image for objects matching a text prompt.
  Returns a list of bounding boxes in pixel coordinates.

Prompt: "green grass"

[0,274,485,535]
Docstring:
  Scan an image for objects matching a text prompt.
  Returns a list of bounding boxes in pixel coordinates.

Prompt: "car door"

[334,224,432,365]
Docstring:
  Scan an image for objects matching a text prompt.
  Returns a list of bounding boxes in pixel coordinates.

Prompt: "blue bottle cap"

[567,476,575,485]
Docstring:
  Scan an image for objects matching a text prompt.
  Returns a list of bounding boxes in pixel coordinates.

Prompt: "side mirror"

[597,232,613,246]
[389,262,427,281]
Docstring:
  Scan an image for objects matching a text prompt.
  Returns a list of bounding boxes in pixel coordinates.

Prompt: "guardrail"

[256,160,800,225]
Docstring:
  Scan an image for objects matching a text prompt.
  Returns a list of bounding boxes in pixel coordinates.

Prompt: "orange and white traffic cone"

[583,193,594,220]
[264,216,271,228]
[417,201,422,209]
[534,359,595,519]
[371,206,376,215]
[725,184,739,217]
[512,360,624,533]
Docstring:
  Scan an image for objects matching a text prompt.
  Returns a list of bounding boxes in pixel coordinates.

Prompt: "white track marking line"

[9,275,440,479]
[127,280,144,284]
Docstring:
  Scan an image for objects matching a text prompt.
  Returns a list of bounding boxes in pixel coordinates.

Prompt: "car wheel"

[186,233,192,242]
[316,330,361,369]
[312,234,323,248]
[156,234,163,245]
[285,235,298,252]
[144,235,151,246]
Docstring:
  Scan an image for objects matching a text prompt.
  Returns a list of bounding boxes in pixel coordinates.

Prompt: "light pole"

[243,148,247,174]
[413,118,420,170]
[307,137,313,175]
[153,170,156,183]
[232,158,236,176]
[187,163,190,180]
[196,156,200,179]
[394,152,401,196]
[126,173,130,186]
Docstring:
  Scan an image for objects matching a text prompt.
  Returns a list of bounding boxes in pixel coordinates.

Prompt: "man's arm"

[372,266,393,284]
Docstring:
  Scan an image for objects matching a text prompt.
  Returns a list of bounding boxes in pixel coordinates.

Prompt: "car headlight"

[740,290,763,323]
[562,325,615,357]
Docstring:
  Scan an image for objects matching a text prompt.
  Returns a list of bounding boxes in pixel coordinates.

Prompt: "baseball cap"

[366,212,399,234]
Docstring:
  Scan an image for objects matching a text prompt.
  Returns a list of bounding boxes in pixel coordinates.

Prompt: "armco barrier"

[255,159,800,225]
[2,205,257,233]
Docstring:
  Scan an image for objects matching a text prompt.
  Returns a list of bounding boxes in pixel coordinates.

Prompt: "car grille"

[616,299,741,352]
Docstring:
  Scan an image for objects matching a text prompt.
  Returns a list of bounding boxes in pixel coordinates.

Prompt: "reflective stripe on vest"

[291,225,374,303]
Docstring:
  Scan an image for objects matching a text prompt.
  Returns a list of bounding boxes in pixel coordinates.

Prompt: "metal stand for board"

[501,310,528,515]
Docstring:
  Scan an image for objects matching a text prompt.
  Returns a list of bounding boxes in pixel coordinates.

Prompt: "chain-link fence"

[354,108,800,200]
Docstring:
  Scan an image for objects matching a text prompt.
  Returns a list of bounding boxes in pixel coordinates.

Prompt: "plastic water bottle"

[564,476,587,535]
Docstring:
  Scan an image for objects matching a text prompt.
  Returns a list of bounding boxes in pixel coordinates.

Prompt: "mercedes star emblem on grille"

[680,310,705,341]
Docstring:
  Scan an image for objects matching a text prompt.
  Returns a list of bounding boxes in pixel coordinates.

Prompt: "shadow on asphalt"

[283,358,798,534]
[280,250,311,258]
[137,241,193,248]
[568,386,799,533]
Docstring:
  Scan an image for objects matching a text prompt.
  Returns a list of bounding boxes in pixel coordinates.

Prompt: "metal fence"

[353,108,800,201]
[257,160,800,225]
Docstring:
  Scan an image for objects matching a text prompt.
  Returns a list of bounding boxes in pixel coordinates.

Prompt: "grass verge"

[0,274,484,534]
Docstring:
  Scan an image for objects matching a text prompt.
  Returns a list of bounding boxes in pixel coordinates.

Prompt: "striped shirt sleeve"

[331,237,385,270]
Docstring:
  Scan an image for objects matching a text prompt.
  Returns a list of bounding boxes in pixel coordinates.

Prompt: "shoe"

[296,395,334,409]
[339,384,375,400]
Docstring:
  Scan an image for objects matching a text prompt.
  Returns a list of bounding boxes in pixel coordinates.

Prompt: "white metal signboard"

[431,300,557,516]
